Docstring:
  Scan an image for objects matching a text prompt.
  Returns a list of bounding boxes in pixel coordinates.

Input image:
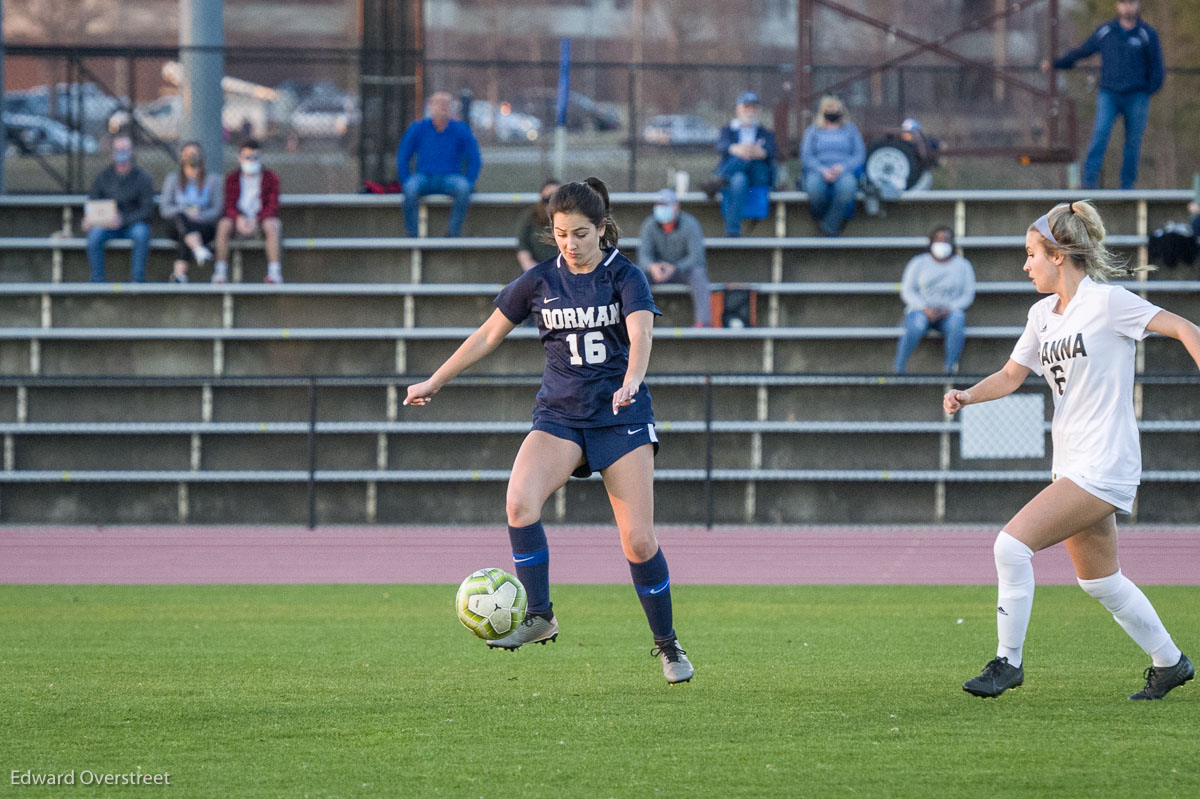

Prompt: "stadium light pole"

[180,0,225,171]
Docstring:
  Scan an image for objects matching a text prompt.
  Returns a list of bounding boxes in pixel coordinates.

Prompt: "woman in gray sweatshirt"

[159,141,224,283]
[894,226,976,373]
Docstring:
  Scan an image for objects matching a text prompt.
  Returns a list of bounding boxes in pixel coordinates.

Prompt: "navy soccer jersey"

[494,248,661,427]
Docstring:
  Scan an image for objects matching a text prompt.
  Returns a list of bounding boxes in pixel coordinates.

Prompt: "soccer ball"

[455,568,527,640]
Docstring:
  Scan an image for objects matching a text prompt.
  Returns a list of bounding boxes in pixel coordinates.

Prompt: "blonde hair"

[1029,200,1148,282]
[816,95,848,128]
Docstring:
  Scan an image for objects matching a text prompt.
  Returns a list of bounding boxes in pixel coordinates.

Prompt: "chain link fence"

[4,45,1200,194]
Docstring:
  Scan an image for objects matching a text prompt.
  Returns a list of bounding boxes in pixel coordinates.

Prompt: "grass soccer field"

[3,584,1198,798]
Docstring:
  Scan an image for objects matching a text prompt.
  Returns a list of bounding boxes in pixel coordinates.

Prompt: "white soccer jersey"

[1010,276,1162,485]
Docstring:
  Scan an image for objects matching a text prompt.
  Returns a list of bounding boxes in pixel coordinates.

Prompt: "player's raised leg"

[603,444,692,684]
[1064,519,1193,699]
[489,430,582,650]
[964,478,1115,697]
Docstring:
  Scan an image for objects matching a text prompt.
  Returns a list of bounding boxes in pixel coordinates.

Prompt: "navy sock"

[508,521,551,614]
[628,547,674,642]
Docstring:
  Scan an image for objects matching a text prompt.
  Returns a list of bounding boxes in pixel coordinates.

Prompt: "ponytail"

[547,176,620,249]
[1030,200,1151,282]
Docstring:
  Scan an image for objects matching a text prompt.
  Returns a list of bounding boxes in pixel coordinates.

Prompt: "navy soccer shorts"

[532,420,660,478]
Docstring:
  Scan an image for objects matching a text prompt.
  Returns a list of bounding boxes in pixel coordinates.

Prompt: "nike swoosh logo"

[648,585,667,595]
[513,555,539,564]
[626,427,643,435]
[542,297,559,304]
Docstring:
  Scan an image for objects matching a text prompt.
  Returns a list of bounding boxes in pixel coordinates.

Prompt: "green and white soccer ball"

[455,568,527,640]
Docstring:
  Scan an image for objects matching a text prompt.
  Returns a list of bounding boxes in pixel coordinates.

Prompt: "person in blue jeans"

[894,226,976,374]
[1043,1,1163,189]
[396,91,482,237]
[709,92,776,237]
[83,135,155,282]
[800,96,865,237]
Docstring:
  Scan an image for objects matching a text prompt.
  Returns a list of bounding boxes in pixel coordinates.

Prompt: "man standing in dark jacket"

[1043,0,1164,189]
[83,135,155,282]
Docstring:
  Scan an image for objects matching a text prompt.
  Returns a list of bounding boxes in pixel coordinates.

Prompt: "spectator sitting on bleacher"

[703,92,776,238]
[160,141,223,284]
[83,134,155,283]
[397,91,482,238]
[516,179,561,271]
[893,226,976,374]
[213,140,283,284]
[637,189,712,328]
[800,96,865,237]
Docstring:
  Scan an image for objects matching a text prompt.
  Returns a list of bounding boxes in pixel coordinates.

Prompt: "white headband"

[1032,214,1059,246]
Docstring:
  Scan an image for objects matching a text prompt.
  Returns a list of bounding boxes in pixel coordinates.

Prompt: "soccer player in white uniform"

[944,200,1200,699]
[405,178,693,684]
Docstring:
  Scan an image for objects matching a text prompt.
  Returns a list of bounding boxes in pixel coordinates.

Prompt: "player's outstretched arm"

[943,358,1030,415]
[1146,310,1200,372]
[405,309,517,406]
[613,309,654,415]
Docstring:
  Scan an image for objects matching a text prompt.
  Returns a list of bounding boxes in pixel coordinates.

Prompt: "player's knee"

[994,531,1034,568]
[505,491,541,526]
[624,529,658,562]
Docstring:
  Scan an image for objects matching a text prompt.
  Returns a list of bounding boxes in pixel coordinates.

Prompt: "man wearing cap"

[706,92,776,237]
[637,189,711,327]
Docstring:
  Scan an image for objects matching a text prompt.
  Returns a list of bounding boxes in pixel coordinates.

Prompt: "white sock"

[213,260,228,279]
[1077,570,1182,668]
[267,261,282,280]
[994,531,1035,668]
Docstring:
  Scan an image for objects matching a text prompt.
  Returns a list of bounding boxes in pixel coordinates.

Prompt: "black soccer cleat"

[1129,653,1194,700]
[963,656,1024,698]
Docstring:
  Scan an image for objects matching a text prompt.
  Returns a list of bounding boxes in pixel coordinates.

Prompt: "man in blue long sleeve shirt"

[1043,0,1164,189]
[396,91,482,236]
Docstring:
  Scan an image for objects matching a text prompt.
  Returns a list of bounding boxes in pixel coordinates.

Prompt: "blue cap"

[737,92,760,106]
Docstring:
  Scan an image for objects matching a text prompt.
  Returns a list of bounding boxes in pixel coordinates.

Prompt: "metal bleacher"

[0,189,1197,525]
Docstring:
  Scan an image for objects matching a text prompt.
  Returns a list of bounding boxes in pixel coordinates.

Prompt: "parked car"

[4,82,125,135]
[3,112,99,155]
[642,114,719,147]
[289,94,361,139]
[467,100,541,143]
[513,89,621,132]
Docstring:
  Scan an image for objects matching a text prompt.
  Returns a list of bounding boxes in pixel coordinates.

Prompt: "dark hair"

[929,225,954,244]
[179,140,206,185]
[240,139,262,152]
[547,176,620,250]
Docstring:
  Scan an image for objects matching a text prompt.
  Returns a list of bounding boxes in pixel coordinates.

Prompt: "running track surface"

[2,525,1198,585]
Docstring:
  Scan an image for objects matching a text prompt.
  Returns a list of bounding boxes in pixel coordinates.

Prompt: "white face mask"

[930,241,953,260]
[652,205,676,225]
[240,159,262,176]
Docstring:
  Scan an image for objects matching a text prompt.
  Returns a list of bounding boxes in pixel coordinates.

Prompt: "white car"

[467,100,541,143]
[642,114,720,147]
[289,94,361,139]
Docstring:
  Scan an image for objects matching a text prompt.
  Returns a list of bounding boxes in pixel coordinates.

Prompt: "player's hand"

[943,389,971,415]
[612,384,638,415]
[404,380,439,407]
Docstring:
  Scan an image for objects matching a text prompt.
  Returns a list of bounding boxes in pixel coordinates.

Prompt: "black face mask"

[824,112,842,124]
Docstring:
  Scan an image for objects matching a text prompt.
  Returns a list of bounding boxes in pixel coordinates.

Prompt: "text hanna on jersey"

[540,302,622,331]
[1040,333,1088,366]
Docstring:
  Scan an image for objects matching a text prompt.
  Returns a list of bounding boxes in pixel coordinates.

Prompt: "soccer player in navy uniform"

[405,177,693,684]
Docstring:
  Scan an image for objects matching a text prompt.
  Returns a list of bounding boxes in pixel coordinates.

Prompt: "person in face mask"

[83,135,155,282]
[799,96,865,237]
[893,226,976,374]
[637,189,711,327]
[703,92,777,237]
[159,141,224,283]
[213,139,285,284]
